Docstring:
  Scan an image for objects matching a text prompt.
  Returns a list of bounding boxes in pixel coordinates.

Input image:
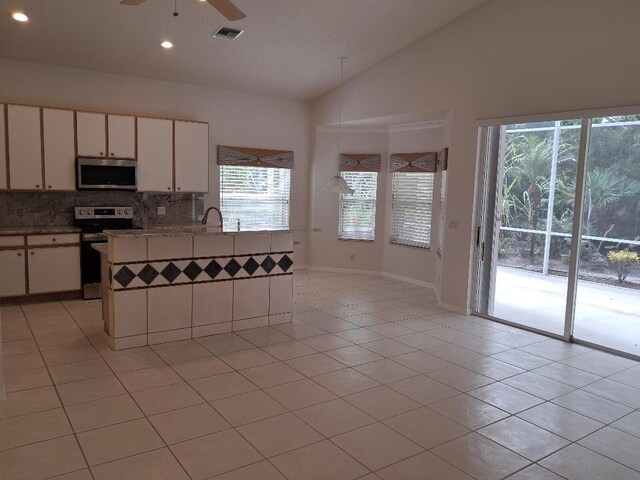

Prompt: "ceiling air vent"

[212,26,244,40]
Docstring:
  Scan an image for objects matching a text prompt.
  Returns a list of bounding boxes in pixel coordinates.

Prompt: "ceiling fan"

[120,0,246,22]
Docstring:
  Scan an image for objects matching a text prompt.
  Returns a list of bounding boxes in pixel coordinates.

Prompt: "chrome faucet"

[201,206,224,229]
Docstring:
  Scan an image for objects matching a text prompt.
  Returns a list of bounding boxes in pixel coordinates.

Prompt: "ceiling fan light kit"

[120,0,246,22]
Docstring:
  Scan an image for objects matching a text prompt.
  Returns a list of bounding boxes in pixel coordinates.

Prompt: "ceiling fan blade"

[120,0,147,5]
[207,0,246,21]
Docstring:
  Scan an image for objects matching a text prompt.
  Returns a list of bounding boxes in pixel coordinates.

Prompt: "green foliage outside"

[499,116,640,283]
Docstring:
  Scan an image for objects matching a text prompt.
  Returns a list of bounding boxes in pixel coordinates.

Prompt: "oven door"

[76,157,137,190]
[80,233,107,300]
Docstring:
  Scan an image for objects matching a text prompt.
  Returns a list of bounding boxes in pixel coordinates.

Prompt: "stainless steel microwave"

[76,157,137,190]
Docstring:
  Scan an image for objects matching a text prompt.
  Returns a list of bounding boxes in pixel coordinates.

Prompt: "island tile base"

[105,231,293,350]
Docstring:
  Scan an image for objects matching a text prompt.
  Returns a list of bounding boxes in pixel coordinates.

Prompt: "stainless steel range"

[74,206,138,299]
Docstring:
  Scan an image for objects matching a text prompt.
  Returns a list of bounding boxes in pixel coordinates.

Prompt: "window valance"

[437,148,449,171]
[389,152,437,172]
[339,153,381,172]
[217,145,294,169]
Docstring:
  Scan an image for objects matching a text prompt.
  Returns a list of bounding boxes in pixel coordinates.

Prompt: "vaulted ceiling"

[0,0,488,100]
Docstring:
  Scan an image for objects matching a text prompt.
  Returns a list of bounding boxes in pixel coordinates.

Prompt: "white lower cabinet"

[0,250,26,296]
[27,246,80,294]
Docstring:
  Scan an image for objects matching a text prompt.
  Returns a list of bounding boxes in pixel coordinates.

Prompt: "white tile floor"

[1,269,640,479]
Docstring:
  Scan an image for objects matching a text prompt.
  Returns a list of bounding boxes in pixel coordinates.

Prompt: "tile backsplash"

[0,191,204,227]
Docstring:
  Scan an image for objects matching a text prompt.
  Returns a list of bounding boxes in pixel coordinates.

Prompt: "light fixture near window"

[322,56,354,195]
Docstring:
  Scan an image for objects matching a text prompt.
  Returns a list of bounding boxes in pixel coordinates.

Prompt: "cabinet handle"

[99,152,104,156]
[30,251,35,255]
[168,187,171,190]
[17,252,22,257]
[47,185,52,189]
[177,187,181,190]
[35,184,40,188]
[110,152,115,156]
[52,238,57,242]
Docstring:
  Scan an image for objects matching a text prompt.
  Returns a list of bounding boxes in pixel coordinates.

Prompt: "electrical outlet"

[350,254,356,262]
[157,206,166,215]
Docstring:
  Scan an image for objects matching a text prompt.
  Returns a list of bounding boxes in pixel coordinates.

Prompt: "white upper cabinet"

[137,117,173,192]
[0,104,6,190]
[76,112,106,157]
[174,120,209,193]
[7,104,42,190]
[107,114,135,159]
[43,108,76,191]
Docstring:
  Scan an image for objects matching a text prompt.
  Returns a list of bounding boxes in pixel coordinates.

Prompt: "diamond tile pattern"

[204,259,223,279]
[161,262,182,283]
[113,266,136,288]
[137,264,159,285]
[278,254,293,272]
[243,257,260,276]
[5,269,640,480]
[183,261,203,281]
[111,253,294,290]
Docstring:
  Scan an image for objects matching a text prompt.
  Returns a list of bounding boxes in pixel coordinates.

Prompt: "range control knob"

[117,209,123,215]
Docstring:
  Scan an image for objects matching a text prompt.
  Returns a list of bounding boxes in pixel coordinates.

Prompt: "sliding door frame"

[473,108,640,361]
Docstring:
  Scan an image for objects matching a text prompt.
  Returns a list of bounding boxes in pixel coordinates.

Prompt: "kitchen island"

[102,226,293,350]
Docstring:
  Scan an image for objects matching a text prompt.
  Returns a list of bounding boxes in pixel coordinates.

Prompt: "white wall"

[311,0,640,311]
[0,58,312,264]
[308,125,445,286]
[308,130,388,271]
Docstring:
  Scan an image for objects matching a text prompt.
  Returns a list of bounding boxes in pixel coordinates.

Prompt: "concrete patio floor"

[493,267,640,357]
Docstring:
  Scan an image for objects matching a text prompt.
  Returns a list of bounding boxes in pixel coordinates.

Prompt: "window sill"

[389,241,430,250]
[338,238,376,242]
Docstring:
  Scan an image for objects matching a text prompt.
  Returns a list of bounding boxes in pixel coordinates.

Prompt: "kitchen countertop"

[0,226,81,236]
[104,223,291,238]
[91,243,108,254]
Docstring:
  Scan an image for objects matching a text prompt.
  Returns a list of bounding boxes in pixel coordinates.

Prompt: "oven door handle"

[82,233,108,242]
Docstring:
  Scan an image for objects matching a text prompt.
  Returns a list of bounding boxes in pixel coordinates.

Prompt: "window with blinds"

[390,172,434,248]
[338,171,378,241]
[220,166,291,232]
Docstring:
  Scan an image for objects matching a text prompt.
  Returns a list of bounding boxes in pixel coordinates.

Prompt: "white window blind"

[220,166,291,232]
[437,170,447,256]
[339,171,378,241]
[390,172,434,248]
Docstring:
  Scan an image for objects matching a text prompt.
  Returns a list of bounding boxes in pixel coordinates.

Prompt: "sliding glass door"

[476,113,640,358]
[573,116,640,356]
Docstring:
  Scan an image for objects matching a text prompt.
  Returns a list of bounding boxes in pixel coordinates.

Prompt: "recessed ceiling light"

[12,12,29,22]
[161,40,173,49]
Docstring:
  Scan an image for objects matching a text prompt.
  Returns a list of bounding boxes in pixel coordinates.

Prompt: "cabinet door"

[107,114,135,159]
[7,105,42,190]
[76,112,106,157]
[0,104,6,190]
[137,117,173,192]
[174,121,209,193]
[0,250,26,297]
[27,246,80,294]
[43,108,76,191]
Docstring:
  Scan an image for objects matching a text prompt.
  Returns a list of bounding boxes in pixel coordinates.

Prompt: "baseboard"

[439,301,471,315]
[379,271,434,288]
[303,265,382,276]
[297,264,470,314]
[300,265,434,288]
